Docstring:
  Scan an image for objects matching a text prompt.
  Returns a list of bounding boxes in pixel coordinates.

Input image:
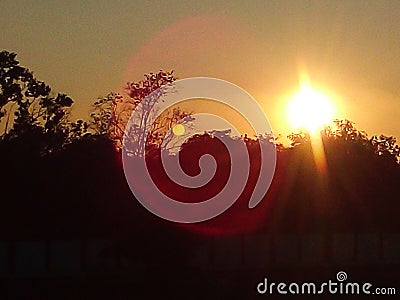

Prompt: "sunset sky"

[1,0,399,139]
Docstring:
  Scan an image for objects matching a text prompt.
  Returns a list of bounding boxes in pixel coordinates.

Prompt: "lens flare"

[172,124,185,136]
[122,77,276,223]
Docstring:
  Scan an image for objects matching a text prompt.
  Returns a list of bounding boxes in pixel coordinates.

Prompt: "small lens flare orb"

[172,124,185,136]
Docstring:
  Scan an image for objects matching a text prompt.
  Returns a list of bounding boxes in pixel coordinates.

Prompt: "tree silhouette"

[287,130,310,147]
[286,119,400,164]
[329,119,368,142]
[90,70,194,155]
[90,92,122,138]
[0,50,87,154]
[370,134,399,162]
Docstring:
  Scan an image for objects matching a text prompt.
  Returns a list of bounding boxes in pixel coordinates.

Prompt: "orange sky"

[1,1,399,139]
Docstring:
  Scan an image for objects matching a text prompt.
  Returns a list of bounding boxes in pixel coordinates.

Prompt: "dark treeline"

[1,49,400,267]
[1,110,399,238]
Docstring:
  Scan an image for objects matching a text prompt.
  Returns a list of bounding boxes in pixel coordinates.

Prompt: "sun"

[172,124,185,136]
[287,83,335,134]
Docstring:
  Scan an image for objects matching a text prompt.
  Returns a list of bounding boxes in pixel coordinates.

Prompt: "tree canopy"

[0,50,87,155]
[90,70,194,154]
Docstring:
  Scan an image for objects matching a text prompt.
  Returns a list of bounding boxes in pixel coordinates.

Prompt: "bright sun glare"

[287,84,335,134]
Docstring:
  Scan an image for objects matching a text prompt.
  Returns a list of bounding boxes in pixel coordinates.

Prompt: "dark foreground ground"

[0,266,398,299]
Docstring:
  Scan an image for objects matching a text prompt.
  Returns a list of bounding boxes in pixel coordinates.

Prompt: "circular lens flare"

[172,124,185,136]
